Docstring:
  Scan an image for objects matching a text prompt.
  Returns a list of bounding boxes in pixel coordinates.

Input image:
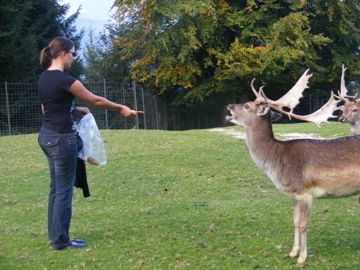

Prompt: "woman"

[38,37,140,250]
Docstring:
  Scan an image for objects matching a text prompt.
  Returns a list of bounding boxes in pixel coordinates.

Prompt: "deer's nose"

[339,116,345,122]
[227,104,234,111]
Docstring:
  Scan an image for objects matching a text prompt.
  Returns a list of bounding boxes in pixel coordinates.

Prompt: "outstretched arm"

[68,80,142,117]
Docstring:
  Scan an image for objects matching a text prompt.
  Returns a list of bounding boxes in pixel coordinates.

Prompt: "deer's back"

[273,135,360,197]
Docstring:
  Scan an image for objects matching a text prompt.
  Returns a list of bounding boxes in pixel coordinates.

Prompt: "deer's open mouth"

[226,109,235,121]
[226,115,233,121]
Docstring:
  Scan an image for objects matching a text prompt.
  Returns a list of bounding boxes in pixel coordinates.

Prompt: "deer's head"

[339,99,360,124]
[337,65,360,125]
[226,102,282,127]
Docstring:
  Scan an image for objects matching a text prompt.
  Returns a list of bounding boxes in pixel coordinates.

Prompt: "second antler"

[337,64,357,101]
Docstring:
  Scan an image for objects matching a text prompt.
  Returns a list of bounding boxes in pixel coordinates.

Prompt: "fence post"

[132,81,139,129]
[155,96,159,129]
[163,97,167,130]
[173,107,176,130]
[122,81,127,129]
[141,86,147,129]
[103,79,109,129]
[5,81,11,135]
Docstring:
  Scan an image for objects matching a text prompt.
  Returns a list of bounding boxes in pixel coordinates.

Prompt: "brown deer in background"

[226,70,360,264]
[338,65,360,134]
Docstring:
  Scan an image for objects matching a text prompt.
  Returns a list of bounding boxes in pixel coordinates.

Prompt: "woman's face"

[63,46,76,69]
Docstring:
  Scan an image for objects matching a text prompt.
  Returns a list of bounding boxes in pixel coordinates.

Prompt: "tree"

[110,0,359,106]
[0,0,84,82]
[82,27,126,82]
[0,0,84,134]
[82,28,106,82]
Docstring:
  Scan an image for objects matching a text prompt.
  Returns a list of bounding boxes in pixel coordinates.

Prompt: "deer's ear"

[257,104,270,116]
[270,110,282,122]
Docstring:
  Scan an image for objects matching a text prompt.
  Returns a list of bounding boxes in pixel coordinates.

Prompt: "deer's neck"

[245,118,280,171]
[349,122,360,135]
[244,118,292,193]
[246,118,276,153]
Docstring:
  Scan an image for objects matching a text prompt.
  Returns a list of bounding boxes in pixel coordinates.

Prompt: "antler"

[251,79,265,101]
[251,69,340,127]
[337,64,357,101]
[270,92,339,127]
[251,69,312,109]
[251,78,261,99]
[266,69,312,114]
[340,64,348,98]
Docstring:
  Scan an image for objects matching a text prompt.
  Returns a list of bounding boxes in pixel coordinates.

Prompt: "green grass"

[1,122,359,270]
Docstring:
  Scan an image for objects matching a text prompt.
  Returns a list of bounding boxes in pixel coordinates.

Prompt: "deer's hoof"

[297,257,307,265]
[283,254,291,259]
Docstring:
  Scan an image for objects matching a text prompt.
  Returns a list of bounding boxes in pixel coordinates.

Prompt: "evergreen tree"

[0,0,84,134]
[82,28,126,82]
[0,0,84,82]
[83,28,105,82]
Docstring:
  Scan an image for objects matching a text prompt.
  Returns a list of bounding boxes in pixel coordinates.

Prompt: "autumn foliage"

[111,0,360,104]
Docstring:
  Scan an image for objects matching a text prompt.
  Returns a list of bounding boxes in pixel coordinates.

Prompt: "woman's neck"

[47,60,64,71]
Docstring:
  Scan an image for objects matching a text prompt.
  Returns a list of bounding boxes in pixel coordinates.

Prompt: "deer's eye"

[352,109,358,113]
[244,103,250,110]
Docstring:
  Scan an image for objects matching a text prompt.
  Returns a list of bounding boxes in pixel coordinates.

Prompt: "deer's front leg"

[286,195,313,264]
[288,200,301,258]
[296,196,312,264]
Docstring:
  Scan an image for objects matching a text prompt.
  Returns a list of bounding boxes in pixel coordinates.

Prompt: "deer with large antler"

[226,70,360,264]
[338,65,360,134]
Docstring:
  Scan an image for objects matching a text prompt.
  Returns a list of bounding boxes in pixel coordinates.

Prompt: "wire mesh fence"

[0,80,168,136]
[0,80,335,136]
[0,82,40,136]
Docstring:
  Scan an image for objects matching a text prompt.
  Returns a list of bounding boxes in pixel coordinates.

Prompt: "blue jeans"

[38,126,78,249]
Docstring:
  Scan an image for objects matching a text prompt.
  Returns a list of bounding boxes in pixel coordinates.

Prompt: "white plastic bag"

[76,113,107,166]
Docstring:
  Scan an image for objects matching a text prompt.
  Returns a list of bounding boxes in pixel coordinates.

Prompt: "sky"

[60,0,116,33]
[60,0,116,55]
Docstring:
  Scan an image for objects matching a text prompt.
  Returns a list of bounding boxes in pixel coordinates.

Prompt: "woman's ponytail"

[39,46,52,69]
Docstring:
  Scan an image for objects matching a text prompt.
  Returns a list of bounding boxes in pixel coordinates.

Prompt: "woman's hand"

[120,105,144,117]
[76,107,90,116]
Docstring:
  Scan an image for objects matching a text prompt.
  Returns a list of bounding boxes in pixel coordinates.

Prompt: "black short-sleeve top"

[38,70,77,133]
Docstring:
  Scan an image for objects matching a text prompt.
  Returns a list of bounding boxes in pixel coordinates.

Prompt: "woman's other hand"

[77,107,90,116]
